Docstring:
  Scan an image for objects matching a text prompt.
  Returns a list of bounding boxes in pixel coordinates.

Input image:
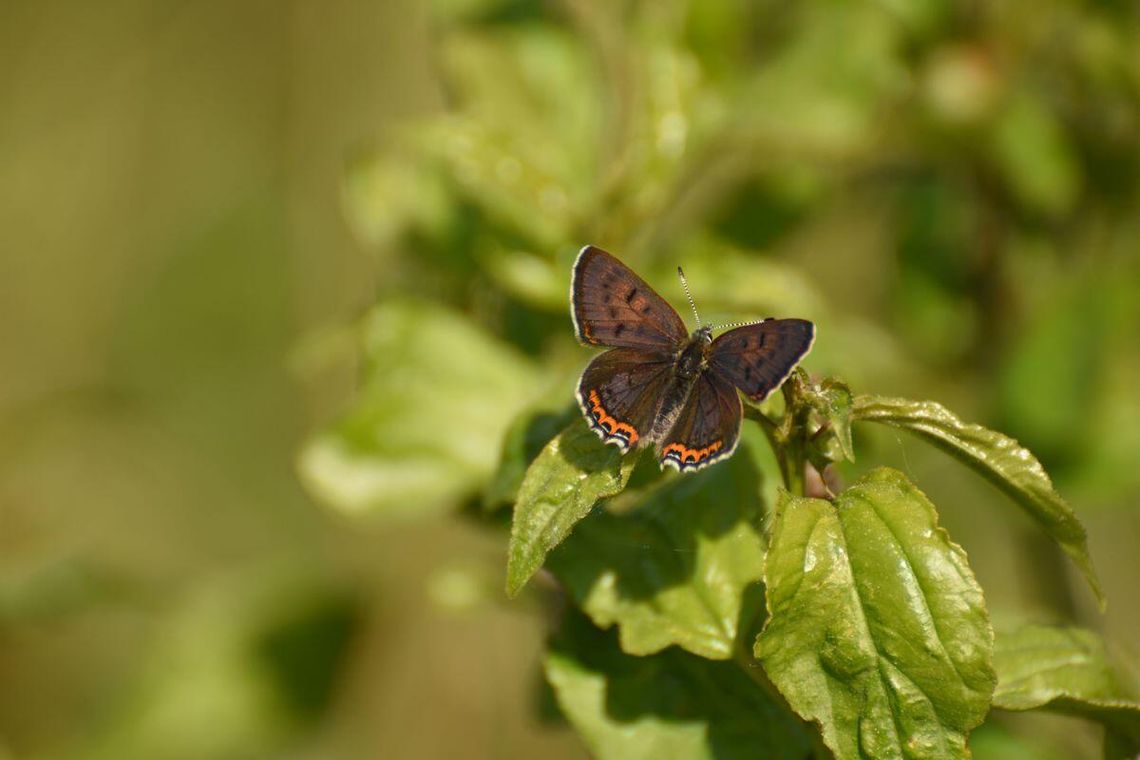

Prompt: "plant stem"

[744,384,811,496]
[779,375,810,497]
[782,435,806,497]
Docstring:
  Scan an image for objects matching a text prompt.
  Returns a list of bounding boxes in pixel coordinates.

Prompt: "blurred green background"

[2,1,1139,758]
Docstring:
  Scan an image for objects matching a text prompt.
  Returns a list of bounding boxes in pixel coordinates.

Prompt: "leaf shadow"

[551,608,813,759]
[550,446,765,610]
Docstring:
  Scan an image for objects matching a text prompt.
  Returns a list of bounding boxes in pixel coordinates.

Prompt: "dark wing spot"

[743,366,753,381]
[609,306,619,319]
[613,323,626,337]
[624,287,639,305]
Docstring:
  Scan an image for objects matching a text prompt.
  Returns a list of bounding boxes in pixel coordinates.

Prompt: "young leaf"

[757,468,995,760]
[820,380,856,462]
[801,376,856,465]
[993,623,1140,753]
[298,300,539,519]
[506,418,636,597]
[852,395,1105,608]
[545,610,813,760]
[548,448,766,660]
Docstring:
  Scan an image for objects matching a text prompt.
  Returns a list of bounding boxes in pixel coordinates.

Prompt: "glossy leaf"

[548,448,766,660]
[545,610,813,760]
[852,395,1104,608]
[993,623,1140,753]
[298,300,539,519]
[757,468,995,760]
[506,419,637,597]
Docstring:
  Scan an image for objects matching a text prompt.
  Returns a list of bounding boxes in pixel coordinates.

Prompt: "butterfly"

[571,245,815,472]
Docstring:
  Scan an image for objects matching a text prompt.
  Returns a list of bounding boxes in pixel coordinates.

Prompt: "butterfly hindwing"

[578,348,674,452]
[709,319,815,402]
[657,370,742,472]
[571,246,688,350]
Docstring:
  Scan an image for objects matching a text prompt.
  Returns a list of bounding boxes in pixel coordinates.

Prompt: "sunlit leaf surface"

[506,419,637,597]
[757,468,995,760]
[852,395,1104,607]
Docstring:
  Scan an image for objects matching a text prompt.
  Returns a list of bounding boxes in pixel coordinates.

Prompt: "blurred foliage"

[3,0,1140,758]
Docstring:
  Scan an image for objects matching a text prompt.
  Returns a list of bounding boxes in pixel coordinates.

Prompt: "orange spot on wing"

[587,390,639,446]
[662,440,724,466]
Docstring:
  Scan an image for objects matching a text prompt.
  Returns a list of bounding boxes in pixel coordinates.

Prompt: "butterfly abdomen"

[646,380,694,444]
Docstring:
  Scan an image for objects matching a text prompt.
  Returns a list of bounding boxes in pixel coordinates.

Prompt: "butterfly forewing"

[658,371,742,472]
[709,319,815,402]
[578,348,674,452]
[571,246,688,351]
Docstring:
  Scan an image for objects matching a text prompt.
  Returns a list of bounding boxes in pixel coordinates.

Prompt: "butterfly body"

[643,328,711,443]
[571,246,814,473]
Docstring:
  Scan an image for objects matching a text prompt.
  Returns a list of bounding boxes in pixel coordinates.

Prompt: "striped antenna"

[676,266,701,328]
[709,317,769,332]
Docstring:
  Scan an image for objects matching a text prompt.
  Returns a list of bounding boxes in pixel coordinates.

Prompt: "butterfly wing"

[571,245,688,350]
[578,348,674,452]
[708,319,815,402]
[657,370,742,472]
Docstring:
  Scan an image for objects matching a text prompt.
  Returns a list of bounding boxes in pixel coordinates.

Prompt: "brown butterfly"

[571,246,815,472]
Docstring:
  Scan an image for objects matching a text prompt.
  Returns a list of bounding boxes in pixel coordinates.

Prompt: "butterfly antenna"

[677,266,701,328]
[708,317,769,332]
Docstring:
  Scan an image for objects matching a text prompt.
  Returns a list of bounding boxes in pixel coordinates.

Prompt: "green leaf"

[506,418,637,597]
[820,380,856,462]
[993,623,1140,753]
[548,447,766,660]
[852,395,1105,608]
[298,300,539,519]
[545,610,813,760]
[756,468,995,760]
